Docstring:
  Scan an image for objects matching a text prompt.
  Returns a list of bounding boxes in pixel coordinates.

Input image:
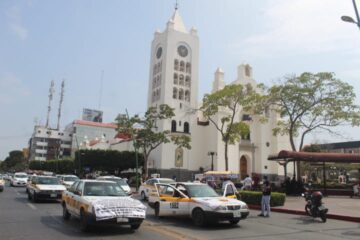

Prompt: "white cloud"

[0,73,31,104]
[230,0,360,59]
[6,6,28,40]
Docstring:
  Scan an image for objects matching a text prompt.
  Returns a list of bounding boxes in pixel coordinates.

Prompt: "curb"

[248,205,360,223]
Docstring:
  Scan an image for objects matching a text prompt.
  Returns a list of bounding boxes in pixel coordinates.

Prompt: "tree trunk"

[225,142,229,171]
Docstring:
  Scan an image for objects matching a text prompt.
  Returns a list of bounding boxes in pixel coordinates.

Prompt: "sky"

[0,0,360,160]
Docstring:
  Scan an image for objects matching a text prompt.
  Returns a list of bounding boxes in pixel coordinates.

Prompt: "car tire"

[130,223,141,230]
[80,209,89,232]
[229,219,240,225]
[62,204,71,220]
[141,191,147,201]
[154,202,160,217]
[192,208,206,227]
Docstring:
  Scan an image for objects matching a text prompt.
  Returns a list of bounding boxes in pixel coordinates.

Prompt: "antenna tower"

[98,70,104,110]
[57,80,65,130]
[46,80,55,128]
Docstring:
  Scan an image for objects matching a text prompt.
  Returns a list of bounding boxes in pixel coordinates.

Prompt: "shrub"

[239,190,286,207]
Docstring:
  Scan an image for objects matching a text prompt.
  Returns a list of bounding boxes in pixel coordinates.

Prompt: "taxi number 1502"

[170,202,179,209]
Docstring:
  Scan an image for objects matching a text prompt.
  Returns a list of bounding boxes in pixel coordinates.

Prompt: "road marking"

[143,221,205,240]
[27,203,37,210]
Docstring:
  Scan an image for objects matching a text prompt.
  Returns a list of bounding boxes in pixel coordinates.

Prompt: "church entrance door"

[240,156,247,180]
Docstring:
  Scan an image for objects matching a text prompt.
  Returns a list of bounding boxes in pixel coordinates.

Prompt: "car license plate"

[50,193,57,198]
[117,217,128,223]
[233,211,241,218]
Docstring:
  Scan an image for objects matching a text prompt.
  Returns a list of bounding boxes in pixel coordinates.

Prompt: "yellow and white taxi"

[148,182,249,226]
[61,180,146,231]
[27,176,66,202]
[139,178,175,200]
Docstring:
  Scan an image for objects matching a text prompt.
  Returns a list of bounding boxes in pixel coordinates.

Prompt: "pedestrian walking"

[258,176,271,217]
[242,174,253,190]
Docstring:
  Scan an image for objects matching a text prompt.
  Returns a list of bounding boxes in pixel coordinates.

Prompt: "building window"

[174,59,179,71]
[185,90,190,102]
[180,61,185,72]
[184,122,190,133]
[158,62,161,72]
[179,74,184,85]
[154,64,158,75]
[186,62,191,73]
[174,73,178,84]
[171,120,177,132]
[179,89,184,100]
[153,65,157,75]
[185,76,191,87]
[173,88,178,99]
[245,65,251,77]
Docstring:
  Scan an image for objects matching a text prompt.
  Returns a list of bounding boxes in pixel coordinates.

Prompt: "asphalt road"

[1,183,359,240]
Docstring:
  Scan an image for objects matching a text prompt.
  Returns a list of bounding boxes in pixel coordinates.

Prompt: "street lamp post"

[341,0,360,30]
[207,151,217,171]
[73,134,81,176]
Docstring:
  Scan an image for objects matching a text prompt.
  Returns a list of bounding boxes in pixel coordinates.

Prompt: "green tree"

[117,104,191,179]
[1,150,26,172]
[201,84,264,171]
[267,72,360,176]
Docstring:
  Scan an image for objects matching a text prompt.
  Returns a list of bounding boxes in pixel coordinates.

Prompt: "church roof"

[168,9,187,33]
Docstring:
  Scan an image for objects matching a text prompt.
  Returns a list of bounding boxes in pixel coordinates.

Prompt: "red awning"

[268,150,360,163]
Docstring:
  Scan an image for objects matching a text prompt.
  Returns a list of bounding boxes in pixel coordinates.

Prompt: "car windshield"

[158,179,176,184]
[37,177,60,185]
[64,176,79,182]
[185,185,220,198]
[83,182,127,197]
[15,174,27,178]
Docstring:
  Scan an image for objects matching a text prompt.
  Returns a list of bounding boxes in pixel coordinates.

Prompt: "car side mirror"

[75,190,82,196]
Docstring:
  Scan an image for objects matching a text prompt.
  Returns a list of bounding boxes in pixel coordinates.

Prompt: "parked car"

[61,180,146,231]
[10,172,28,187]
[27,176,66,202]
[148,182,249,226]
[26,174,37,193]
[0,175,5,192]
[61,175,80,189]
[96,176,131,195]
[139,178,176,200]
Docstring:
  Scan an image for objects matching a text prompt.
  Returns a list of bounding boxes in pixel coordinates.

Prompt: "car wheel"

[192,208,206,227]
[154,202,160,217]
[130,223,141,230]
[320,212,327,223]
[80,209,89,232]
[229,219,240,225]
[141,191,147,201]
[62,204,71,220]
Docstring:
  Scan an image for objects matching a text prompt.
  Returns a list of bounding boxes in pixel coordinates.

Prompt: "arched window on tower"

[179,74,184,85]
[180,61,185,72]
[173,88,178,99]
[245,65,251,77]
[185,76,191,87]
[179,89,184,100]
[153,64,157,75]
[159,61,162,72]
[171,120,177,132]
[157,75,160,86]
[153,77,156,88]
[184,122,190,133]
[174,73,178,84]
[185,90,190,102]
[157,62,161,73]
[186,63,191,73]
[174,59,179,71]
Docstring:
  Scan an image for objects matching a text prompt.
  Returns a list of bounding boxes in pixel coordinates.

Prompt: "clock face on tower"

[156,47,162,59]
[177,45,188,57]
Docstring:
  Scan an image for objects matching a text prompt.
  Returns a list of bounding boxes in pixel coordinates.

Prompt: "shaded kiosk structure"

[268,150,360,195]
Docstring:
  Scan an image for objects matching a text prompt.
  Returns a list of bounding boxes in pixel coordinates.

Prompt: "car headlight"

[241,204,248,209]
[215,205,227,211]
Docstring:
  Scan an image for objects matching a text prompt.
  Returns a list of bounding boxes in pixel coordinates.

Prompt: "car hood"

[36,184,67,191]
[63,181,75,185]
[14,178,28,182]
[193,197,247,209]
[84,196,147,221]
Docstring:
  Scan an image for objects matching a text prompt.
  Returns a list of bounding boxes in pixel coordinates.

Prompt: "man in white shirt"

[242,175,253,190]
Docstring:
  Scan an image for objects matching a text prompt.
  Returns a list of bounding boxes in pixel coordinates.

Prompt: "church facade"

[145,9,292,181]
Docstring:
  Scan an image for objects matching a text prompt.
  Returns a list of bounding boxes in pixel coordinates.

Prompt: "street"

[1,185,359,240]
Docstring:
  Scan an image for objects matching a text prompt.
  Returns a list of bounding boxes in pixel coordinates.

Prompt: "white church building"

[116,8,292,181]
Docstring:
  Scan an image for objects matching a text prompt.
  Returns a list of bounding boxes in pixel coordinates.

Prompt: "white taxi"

[148,182,249,226]
[10,172,28,187]
[27,176,66,202]
[139,178,175,200]
[61,180,146,231]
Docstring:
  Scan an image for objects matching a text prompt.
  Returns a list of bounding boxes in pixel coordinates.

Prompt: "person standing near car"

[258,176,271,217]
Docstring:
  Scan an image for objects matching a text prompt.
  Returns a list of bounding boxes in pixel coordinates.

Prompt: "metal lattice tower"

[57,80,65,130]
[45,80,55,128]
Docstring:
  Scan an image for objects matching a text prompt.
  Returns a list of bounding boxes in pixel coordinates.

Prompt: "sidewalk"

[250,196,360,223]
